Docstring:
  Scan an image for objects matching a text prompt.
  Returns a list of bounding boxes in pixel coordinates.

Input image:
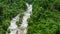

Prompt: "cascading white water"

[6,3,32,34]
[18,3,32,34]
[6,14,20,34]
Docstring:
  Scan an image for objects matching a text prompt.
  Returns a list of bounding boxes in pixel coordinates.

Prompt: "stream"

[6,3,32,34]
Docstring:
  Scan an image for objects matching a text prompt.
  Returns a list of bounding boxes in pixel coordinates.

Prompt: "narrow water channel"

[6,3,32,34]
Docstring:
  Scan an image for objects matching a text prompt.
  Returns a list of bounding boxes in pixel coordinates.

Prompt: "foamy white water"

[9,14,20,34]
[6,14,20,34]
[18,3,32,34]
[6,3,32,34]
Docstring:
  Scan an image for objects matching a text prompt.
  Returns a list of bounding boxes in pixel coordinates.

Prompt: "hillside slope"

[0,0,60,34]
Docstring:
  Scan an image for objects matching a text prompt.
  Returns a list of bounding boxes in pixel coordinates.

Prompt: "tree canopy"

[0,0,60,34]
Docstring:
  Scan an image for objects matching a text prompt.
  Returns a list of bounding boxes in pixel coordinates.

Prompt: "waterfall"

[6,3,32,34]
[18,3,32,34]
[6,14,20,34]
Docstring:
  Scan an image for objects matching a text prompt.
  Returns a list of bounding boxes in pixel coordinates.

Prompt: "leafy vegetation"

[0,0,60,34]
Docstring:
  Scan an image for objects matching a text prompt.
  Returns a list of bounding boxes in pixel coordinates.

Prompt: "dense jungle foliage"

[0,0,60,34]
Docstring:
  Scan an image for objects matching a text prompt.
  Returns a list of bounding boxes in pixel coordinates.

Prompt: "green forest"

[0,0,60,34]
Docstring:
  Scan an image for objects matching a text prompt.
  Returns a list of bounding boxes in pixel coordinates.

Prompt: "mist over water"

[6,3,32,34]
